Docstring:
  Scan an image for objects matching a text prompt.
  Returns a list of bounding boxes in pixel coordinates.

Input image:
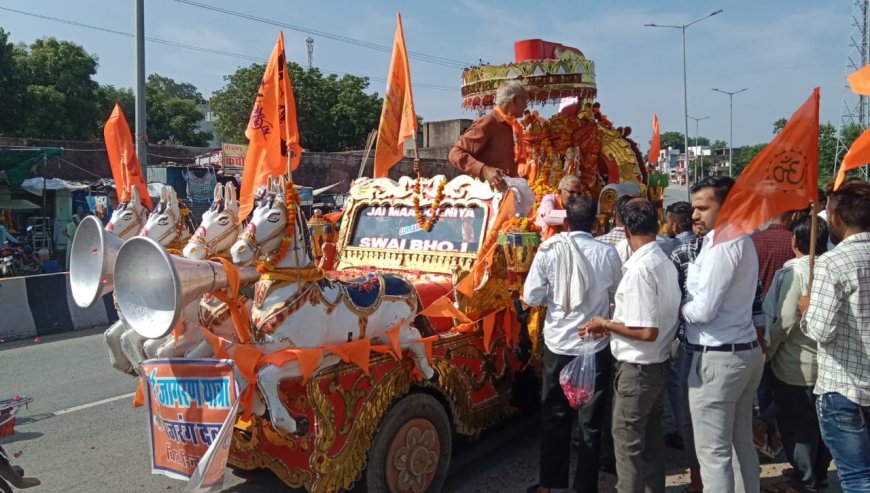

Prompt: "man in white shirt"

[681,176,764,492]
[582,198,680,493]
[524,196,622,493]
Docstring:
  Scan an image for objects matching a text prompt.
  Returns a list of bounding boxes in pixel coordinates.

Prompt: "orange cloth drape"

[104,103,152,209]
[373,12,418,178]
[835,128,870,190]
[649,114,661,164]
[714,88,820,244]
[239,32,303,219]
[848,64,870,96]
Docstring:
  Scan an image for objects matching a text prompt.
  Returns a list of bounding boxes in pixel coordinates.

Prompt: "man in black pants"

[524,197,623,493]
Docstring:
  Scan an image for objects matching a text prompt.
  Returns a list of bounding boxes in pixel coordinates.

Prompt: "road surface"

[1,325,839,492]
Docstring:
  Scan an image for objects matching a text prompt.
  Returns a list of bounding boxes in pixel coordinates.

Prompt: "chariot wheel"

[364,393,451,493]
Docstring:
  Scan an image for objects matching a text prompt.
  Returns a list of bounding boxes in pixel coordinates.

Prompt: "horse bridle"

[149,206,185,245]
[111,205,146,239]
[236,200,293,257]
[189,212,240,257]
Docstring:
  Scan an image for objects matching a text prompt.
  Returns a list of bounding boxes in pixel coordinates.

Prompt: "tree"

[772,117,788,135]
[144,74,211,146]
[711,139,728,150]
[97,85,135,129]
[0,28,25,136]
[5,36,102,139]
[210,62,383,151]
[732,143,766,176]
[660,131,687,151]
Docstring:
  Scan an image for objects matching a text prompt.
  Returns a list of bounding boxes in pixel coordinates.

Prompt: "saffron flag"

[649,114,661,164]
[239,32,304,219]
[104,103,153,209]
[834,128,870,190]
[848,64,870,96]
[714,88,820,243]
[373,12,418,178]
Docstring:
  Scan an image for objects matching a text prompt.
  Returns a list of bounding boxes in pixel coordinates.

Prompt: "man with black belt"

[524,196,622,493]
[582,198,680,493]
[680,176,764,492]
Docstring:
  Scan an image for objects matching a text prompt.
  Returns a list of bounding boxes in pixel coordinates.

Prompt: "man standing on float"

[448,80,528,192]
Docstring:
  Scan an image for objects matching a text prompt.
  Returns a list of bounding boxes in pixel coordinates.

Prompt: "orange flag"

[848,64,870,96]
[239,32,304,219]
[457,189,516,297]
[373,12,418,178]
[419,295,472,323]
[714,88,820,243]
[104,103,153,209]
[835,128,870,190]
[649,114,661,164]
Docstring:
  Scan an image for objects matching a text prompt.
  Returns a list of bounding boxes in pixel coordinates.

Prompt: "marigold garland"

[257,184,300,273]
[412,176,448,232]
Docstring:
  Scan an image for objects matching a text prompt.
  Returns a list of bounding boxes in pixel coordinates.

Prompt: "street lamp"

[645,9,723,198]
[687,116,710,184]
[712,87,749,176]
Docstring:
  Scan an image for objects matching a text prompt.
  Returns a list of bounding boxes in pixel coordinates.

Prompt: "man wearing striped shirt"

[804,179,870,493]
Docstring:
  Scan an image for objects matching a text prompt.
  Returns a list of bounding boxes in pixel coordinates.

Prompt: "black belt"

[685,340,759,353]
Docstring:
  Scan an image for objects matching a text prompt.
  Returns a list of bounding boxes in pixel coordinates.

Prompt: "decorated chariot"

[66,37,662,493]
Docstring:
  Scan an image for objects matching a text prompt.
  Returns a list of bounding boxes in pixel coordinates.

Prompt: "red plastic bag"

[559,334,596,409]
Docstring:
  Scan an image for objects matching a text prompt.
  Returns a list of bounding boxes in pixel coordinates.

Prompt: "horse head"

[140,185,192,247]
[106,185,149,239]
[230,176,311,267]
[184,182,241,260]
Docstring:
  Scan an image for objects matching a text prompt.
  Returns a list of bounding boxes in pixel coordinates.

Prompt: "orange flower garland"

[413,176,448,232]
[257,183,300,273]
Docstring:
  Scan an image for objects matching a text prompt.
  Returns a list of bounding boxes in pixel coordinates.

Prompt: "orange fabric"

[493,106,527,165]
[649,114,661,164]
[171,317,184,347]
[848,64,870,96]
[416,335,438,365]
[231,343,263,421]
[384,324,404,360]
[457,189,516,298]
[211,257,253,344]
[290,348,323,383]
[239,32,303,219]
[714,88,820,244]
[373,12,418,178]
[328,339,372,375]
[372,344,400,361]
[835,128,870,190]
[104,103,153,209]
[199,325,230,359]
[133,377,145,408]
[503,303,520,348]
[450,322,477,334]
[482,311,499,353]
[419,295,472,323]
[324,210,344,223]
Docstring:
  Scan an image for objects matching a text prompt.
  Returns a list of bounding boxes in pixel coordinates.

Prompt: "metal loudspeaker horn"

[69,215,126,308]
[113,236,260,340]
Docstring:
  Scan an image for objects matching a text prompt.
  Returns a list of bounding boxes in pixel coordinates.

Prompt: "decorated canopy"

[0,147,63,188]
[461,39,597,110]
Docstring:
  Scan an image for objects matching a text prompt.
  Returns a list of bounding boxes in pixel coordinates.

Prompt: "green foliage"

[732,143,766,176]
[143,74,211,146]
[0,28,25,136]
[711,139,728,150]
[660,131,687,151]
[772,117,788,135]
[210,62,383,151]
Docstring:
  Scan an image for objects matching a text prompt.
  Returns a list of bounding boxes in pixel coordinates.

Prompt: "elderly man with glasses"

[535,175,584,240]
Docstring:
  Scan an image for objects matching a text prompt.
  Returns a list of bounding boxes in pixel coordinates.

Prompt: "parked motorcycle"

[0,395,40,492]
[0,228,43,278]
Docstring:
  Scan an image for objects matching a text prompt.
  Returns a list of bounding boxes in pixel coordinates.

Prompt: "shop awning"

[21,177,91,196]
[0,147,63,188]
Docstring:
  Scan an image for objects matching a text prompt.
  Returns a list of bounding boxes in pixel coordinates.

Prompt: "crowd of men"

[522,177,870,493]
[447,81,868,493]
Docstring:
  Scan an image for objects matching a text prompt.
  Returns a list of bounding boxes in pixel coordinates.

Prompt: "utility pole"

[712,87,749,177]
[135,0,147,177]
[835,0,870,178]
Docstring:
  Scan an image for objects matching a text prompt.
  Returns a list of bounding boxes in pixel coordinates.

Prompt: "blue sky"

[0,0,857,150]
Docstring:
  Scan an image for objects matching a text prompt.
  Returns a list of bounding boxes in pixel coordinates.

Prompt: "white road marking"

[51,393,136,416]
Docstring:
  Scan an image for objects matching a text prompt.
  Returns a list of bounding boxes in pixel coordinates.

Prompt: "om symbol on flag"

[768,150,806,190]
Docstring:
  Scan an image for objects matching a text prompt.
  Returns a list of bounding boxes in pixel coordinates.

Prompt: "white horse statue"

[135,185,198,359]
[230,176,434,435]
[103,186,151,375]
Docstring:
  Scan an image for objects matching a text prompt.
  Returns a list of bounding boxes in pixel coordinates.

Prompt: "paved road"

[1,323,839,493]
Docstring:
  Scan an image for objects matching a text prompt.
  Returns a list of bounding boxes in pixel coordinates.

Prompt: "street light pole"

[687,116,710,182]
[712,87,749,177]
[645,9,723,198]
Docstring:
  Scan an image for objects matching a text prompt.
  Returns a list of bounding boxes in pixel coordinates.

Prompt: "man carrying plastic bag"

[581,198,681,493]
[523,196,622,493]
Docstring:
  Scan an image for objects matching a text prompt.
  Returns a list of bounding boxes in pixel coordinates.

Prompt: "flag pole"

[808,201,818,291]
